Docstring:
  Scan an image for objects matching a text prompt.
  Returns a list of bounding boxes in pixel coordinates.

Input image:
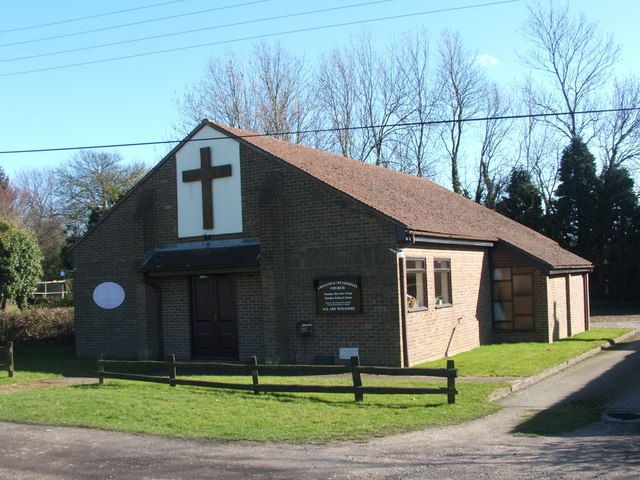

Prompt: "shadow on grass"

[511,338,640,437]
[82,378,451,408]
[14,346,94,377]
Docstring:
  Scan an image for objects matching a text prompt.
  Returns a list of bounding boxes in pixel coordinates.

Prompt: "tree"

[175,42,317,144]
[592,166,640,300]
[520,1,620,141]
[55,150,147,237]
[351,33,410,167]
[317,46,359,158]
[0,221,43,309]
[598,77,640,170]
[395,29,440,178]
[15,168,66,279]
[474,83,511,207]
[175,50,255,134]
[0,167,20,221]
[552,138,599,259]
[438,31,485,194]
[497,167,545,231]
[516,80,563,213]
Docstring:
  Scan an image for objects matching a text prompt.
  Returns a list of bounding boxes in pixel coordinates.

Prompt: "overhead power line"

[0,0,395,64]
[1,107,636,156]
[0,0,192,35]
[0,0,269,48]
[0,0,522,78]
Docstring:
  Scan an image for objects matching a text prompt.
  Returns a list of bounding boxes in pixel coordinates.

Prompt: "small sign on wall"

[315,276,362,314]
[339,347,359,360]
[93,282,125,309]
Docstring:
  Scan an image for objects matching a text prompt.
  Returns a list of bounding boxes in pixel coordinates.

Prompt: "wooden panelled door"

[190,275,239,358]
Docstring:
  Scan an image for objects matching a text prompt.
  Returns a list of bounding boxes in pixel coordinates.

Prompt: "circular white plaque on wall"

[93,282,125,309]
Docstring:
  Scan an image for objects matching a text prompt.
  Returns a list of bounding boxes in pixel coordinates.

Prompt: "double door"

[190,275,238,358]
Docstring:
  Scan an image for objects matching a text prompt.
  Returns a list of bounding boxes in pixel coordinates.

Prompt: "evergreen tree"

[0,221,43,309]
[552,138,599,260]
[592,166,640,301]
[496,167,545,231]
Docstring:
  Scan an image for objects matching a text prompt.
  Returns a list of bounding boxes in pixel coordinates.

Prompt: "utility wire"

[0,0,521,78]
[0,0,269,48]
[1,107,636,156]
[0,0,395,64]
[0,0,192,34]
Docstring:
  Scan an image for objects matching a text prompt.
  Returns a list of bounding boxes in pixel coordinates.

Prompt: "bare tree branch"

[519,1,620,141]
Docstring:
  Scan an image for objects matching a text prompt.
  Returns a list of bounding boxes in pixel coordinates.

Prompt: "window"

[492,267,534,331]
[434,259,452,306]
[406,259,427,310]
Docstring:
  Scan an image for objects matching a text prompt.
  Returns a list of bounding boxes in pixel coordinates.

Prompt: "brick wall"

[547,275,568,340]
[70,124,589,364]
[71,129,402,365]
[568,273,587,336]
[236,273,265,361]
[400,245,491,365]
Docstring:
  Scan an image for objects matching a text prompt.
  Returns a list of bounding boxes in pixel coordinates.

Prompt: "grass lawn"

[416,328,632,377]
[0,346,504,442]
[0,376,502,442]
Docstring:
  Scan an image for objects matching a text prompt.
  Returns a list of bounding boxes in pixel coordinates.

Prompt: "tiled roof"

[208,120,591,270]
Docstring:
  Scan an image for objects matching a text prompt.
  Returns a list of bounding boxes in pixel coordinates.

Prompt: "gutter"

[396,249,410,367]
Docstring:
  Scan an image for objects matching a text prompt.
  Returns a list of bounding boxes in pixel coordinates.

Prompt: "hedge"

[0,307,74,345]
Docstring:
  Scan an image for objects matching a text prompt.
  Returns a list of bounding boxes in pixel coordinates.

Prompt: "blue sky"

[0,0,637,178]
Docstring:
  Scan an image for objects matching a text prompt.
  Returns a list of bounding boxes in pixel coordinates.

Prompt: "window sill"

[492,328,536,333]
[407,306,428,313]
[435,303,453,309]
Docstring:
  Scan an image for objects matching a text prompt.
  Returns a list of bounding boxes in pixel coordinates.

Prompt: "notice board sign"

[315,276,362,314]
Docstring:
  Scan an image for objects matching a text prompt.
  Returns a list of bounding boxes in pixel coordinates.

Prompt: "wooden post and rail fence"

[0,342,14,378]
[97,355,458,404]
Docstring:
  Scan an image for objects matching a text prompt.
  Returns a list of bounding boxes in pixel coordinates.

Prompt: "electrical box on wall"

[296,321,314,337]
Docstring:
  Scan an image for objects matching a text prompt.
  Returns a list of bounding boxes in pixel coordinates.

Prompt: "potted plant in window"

[407,294,417,309]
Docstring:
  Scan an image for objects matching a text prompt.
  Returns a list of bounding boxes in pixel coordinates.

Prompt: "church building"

[67,119,593,366]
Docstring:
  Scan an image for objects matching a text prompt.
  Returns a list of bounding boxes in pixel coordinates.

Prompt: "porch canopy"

[142,238,260,277]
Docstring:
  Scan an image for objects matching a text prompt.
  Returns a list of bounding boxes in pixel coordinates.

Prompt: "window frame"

[433,258,453,308]
[492,267,535,332]
[405,257,428,312]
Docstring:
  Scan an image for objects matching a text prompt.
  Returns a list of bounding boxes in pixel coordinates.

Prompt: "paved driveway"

[0,320,637,479]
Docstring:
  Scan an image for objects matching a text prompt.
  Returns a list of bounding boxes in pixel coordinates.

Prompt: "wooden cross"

[182,146,232,230]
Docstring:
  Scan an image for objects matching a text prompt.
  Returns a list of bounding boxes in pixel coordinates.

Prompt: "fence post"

[6,342,13,378]
[350,356,363,402]
[98,354,104,385]
[446,359,456,404]
[249,356,259,395]
[168,354,176,387]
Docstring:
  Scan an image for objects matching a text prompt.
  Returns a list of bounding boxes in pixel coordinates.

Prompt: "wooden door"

[190,275,238,358]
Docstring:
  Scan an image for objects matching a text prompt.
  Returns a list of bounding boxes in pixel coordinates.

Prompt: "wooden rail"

[97,355,458,404]
[0,342,14,377]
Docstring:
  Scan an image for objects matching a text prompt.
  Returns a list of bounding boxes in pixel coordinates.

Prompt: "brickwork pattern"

[548,275,568,340]
[72,136,401,365]
[71,126,590,365]
[401,246,491,365]
[568,273,587,335]
[236,273,264,361]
